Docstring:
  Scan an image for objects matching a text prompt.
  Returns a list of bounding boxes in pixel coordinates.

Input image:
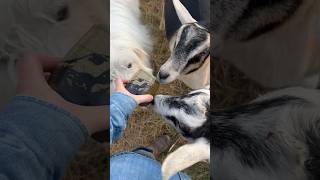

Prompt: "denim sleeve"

[0,96,88,180]
[110,92,137,144]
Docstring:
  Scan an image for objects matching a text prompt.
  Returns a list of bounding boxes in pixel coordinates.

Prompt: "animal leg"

[162,140,210,180]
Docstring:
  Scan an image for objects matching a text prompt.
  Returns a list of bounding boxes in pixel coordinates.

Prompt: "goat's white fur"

[110,0,153,94]
[178,58,210,89]
[162,138,210,180]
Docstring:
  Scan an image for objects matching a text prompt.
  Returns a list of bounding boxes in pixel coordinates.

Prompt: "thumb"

[135,94,153,104]
[115,78,127,92]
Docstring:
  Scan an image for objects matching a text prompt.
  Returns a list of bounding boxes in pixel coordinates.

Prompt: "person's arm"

[109,79,153,144]
[110,93,137,143]
[0,96,87,180]
[0,54,107,180]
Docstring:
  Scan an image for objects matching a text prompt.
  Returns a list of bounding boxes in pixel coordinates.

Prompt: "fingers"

[115,78,126,91]
[34,54,59,72]
[16,54,58,83]
[122,79,129,83]
[15,53,109,135]
[16,54,58,93]
[115,78,154,104]
[17,54,58,72]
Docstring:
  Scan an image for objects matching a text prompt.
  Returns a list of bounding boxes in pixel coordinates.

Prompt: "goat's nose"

[158,71,170,80]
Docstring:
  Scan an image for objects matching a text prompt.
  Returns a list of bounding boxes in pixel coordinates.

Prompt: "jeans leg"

[111,152,192,180]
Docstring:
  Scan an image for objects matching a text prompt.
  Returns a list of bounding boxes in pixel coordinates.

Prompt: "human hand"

[115,78,153,105]
[16,54,108,135]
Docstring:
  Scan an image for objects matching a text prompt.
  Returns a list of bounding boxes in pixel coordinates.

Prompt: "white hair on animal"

[157,0,210,89]
[162,138,209,180]
[0,0,106,109]
[110,0,154,94]
[154,87,320,180]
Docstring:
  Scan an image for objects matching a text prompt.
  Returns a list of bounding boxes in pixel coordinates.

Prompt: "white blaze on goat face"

[153,87,210,138]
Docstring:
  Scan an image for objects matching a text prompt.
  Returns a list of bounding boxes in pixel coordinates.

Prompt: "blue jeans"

[110,93,191,179]
[110,149,191,180]
[0,96,88,180]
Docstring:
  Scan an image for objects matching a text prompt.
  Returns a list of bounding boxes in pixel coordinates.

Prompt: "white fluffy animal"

[157,0,210,89]
[0,0,106,109]
[110,0,154,94]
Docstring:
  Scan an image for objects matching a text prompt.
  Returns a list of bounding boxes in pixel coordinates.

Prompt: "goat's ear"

[133,48,155,70]
[133,48,149,61]
[172,0,197,24]
[161,140,210,180]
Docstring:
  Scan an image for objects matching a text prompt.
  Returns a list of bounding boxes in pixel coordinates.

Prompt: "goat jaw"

[172,0,197,24]
[162,140,210,180]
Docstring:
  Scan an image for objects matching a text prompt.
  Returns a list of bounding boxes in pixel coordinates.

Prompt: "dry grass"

[63,139,108,180]
[111,0,209,179]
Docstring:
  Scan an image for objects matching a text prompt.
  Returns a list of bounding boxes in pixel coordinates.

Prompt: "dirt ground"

[110,0,210,179]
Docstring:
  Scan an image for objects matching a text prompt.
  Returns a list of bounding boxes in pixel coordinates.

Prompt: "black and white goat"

[153,87,210,180]
[157,0,210,89]
[154,87,320,180]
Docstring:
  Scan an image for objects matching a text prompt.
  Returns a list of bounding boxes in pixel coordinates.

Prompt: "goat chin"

[162,139,210,180]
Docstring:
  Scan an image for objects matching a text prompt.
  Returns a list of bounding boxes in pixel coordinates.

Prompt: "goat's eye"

[200,50,208,57]
[187,44,194,50]
[127,63,132,68]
